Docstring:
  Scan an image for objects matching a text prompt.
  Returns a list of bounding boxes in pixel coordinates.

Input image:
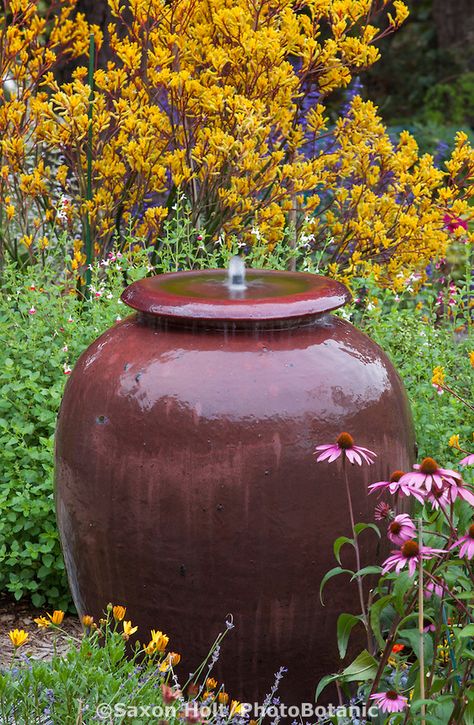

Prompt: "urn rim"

[121,269,351,323]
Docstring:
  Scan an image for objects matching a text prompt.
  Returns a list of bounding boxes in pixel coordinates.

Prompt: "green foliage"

[349,276,474,463]
[423,72,474,128]
[0,263,121,609]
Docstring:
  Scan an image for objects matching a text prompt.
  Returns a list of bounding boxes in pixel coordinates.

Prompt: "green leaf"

[350,565,381,580]
[458,624,474,638]
[333,536,354,564]
[337,613,361,659]
[392,570,414,614]
[319,566,353,605]
[315,674,339,702]
[340,649,378,682]
[354,522,381,538]
[398,628,434,666]
[369,594,394,648]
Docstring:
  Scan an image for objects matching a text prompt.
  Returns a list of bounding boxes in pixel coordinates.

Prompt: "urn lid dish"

[121,269,351,323]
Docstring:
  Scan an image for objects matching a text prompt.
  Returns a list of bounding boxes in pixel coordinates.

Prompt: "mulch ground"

[0,595,81,667]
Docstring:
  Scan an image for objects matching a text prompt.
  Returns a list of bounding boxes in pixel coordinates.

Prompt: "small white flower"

[28,306,36,315]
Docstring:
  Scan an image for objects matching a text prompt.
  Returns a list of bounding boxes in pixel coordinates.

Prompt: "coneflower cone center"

[390,470,405,482]
[337,432,354,449]
[469,523,474,539]
[420,457,438,474]
[386,691,398,700]
[389,521,401,534]
[401,540,419,558]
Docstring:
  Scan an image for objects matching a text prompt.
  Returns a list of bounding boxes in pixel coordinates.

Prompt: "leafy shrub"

[3,0,474,289]
[0,261,120,608]
[423,72,474,128]
[350,275,474,464]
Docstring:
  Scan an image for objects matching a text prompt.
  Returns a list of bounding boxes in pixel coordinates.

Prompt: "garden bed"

[0,596,80,667]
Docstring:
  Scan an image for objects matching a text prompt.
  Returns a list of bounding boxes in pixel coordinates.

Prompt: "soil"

[0,595,81,667]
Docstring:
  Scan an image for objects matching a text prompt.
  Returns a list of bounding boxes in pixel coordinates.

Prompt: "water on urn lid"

[227,255,247,291]
[120,264,351,320]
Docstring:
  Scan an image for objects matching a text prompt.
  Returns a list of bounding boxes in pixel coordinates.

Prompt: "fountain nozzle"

[227,255,247,291]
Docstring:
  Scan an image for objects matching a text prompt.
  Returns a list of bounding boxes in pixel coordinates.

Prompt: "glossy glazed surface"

[121,269,351,322]
[55,307,414,705]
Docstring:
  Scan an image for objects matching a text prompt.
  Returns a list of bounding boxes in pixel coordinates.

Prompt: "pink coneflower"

[315,432,376,465]
[399,457,462,493]
[370,690,408,713]
[424,579,446,599]
[374,501,392,521]
[369,470,426,503]
[387,514,417,546]
[450,524,474,560]
[460,453,474,467]
[444,477,474,506]
[425,482,452,510]
[382,539,444,577]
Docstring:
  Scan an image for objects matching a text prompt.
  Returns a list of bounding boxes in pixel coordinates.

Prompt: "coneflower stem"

[342,455,369,643]
[418,517,426,725]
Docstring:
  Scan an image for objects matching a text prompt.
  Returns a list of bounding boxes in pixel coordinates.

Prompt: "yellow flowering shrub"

[0,0,95,259]
[2,0,474,285]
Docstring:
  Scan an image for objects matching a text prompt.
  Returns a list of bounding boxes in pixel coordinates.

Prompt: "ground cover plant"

[0,0,473,722]
[0,604,250,724]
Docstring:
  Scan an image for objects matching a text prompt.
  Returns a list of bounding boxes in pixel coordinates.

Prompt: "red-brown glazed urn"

[55,269,415,706]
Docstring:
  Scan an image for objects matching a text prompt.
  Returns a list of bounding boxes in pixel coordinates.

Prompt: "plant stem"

[342,455,369,644]
[84,33,95,297]
[418,517,426,725]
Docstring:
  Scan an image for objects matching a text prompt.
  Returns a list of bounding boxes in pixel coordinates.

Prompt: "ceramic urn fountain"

[55,261,415,705]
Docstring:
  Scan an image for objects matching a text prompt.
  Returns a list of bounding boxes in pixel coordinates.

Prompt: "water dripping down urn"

[55,265,415,705]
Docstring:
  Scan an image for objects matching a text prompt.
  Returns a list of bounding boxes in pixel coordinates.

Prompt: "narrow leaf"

[319,566,353,605]
[350,565,381,580]
[315,673,339,702]
[369,594,394,649]
[337,613,361,659]
[333,536,354,564]
[340,649,378,682]
[399,628,434,666]
[354,522,381,538]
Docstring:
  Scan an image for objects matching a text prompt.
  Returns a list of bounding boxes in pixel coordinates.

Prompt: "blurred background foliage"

[365,0,474,146]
